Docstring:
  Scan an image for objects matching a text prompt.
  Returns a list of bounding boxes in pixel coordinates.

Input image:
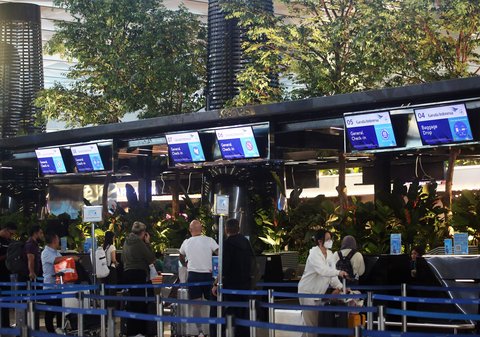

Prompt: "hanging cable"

[419,157,433,180]
[187,172,192,194]
[160,173,165,195]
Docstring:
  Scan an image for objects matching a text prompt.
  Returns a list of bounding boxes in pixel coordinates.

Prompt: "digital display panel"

[70,144,105,172]
[216,126,260,160]
[414,104,473,145]
[344,111,397,151]
[35,148,67,174]
[166,132,206,163]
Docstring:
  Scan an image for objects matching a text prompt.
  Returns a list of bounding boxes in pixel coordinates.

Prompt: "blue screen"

[71,144,105,172]
[35,148,67,174]
[216,126,260,160]
[344,111,397,151]
[166,132,206,164]
[415,104,473,145]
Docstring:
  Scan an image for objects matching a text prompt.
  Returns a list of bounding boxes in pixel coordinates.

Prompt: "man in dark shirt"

[0,223,17,328]
[212,218,254,337]
[25,225,44,281]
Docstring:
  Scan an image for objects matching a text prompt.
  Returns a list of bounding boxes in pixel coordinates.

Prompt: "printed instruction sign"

[444,239,453,255]
[454,233,469,255]
[82,205,103,222]
[390,233,401,255]
[213,194,229,216]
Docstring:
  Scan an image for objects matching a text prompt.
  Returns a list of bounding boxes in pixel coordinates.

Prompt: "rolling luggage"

[318,301,349,337]
[171,287,210,337]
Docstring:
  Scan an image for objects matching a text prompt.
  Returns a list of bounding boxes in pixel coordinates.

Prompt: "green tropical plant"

[452,190,480,244]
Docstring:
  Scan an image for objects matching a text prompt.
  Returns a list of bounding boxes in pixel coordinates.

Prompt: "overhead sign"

[213,194,229,216]
[216,126,260,160]
[82,205,103,222]
[71,144,105,172]
[166,132,206,163]
[415,104,473,145]
[35,148,67,174]
[344,111,397,151]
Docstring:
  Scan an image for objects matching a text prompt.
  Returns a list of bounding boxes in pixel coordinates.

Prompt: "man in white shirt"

[179,219,218,336]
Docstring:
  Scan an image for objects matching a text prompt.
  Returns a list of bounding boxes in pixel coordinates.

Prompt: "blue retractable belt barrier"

[113,309,225,325]
[104,281,212,290]
[1,284,97,295]
[235,318,354,336]
[36,304,107,316]
[260,301,377,313]
[362,329,480,337]
[0,327,21,336]
[0,282,27,287]
[386,308,480,321]
[274,291,366,300]
[408,285,480,292]
[31,331,77,337]
[349,285,401,291]
[220,289,268,296]
[0,302,28,309]
[0,293,76,302]
[373,293,480,305]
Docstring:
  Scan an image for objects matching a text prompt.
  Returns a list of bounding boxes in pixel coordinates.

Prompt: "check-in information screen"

[415,104,473,145]
[35,148,67,174]
[345,112,397,151]
[71,144,105,172]
[166,132,206,163]
[216,126,260,160]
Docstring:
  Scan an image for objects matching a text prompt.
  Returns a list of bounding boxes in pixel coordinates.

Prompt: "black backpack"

[336,249,356,280]
[5,241,29,276]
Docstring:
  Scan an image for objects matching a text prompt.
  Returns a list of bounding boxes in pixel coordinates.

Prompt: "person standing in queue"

[25,225,44,281]
[41,231,80,333]
[0,223,17,328]
[332,235,365,286]
[122,221,156,336]
[212,218,254,337]
[298,229,348,337]
[180,219,219,337]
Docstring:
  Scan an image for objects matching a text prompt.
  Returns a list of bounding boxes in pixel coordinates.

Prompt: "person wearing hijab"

[332,235,365,284]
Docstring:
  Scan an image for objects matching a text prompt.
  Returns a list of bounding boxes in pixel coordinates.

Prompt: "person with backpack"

[25,225,44,281]
[298,229,347,337]
[0,223,17,328]
[101,231,118,307]
[333,235,365,286]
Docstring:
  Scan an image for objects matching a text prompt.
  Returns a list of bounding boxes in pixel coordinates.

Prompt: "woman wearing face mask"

[298,230,348,337]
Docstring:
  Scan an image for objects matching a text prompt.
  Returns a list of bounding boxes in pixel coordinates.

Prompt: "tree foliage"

[228,0,480,105]
[35,0,206,127]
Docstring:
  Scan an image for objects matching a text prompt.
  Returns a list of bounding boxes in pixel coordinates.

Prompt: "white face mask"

[324,240,333,249]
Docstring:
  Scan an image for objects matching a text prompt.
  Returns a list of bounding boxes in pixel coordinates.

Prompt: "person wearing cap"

[122,221,156,337]
[298,229,348,337]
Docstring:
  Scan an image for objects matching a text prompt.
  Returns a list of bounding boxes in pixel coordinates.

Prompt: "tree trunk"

[444,148,460,209]
[336,152,348,211]
[170,171,180,218]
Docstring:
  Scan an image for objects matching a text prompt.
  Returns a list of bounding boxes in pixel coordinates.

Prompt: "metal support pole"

[367,292,373,330]
[156,294,163,337]
[226,315,234,337]
[268,289,275,337]
[354,325,362,337]
[107,307,115,337]
[217,215,224,337]
[20,325,28,337]
[401,283,407,332]
[100,283,106,337]
[78,292,84,337]
[249,299,257,337]
[378,306,385,331]
[91,222,97,287]
[27,301,35,331]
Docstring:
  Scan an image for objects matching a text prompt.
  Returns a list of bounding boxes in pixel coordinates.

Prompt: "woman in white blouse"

[103,231,118,286]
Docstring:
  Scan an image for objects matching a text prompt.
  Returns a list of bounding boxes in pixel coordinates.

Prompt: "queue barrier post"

[226,315,234,337]
[354,325,362,337]
[366,291,373,330]
[155,294,163,337]
[268,289,275,337]
[401,283,407,332]
[100,283,106,337]
[27,301,35,331]
[249,299,257,337]
[378,305,385,331]
[20,325,28,337]
[107,307,115,337]
[78,291,84,337]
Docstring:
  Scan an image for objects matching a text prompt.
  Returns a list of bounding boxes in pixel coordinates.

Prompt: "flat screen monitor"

[344,111,397,151]
[70,144,105,172]
[166,132,206,164]
[215,126,260,160]
[414,103,473,145]
[35,148,67,174]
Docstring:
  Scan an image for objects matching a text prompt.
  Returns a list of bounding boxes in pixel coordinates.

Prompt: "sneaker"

[198,331,205,337]
[55,327,64,334]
